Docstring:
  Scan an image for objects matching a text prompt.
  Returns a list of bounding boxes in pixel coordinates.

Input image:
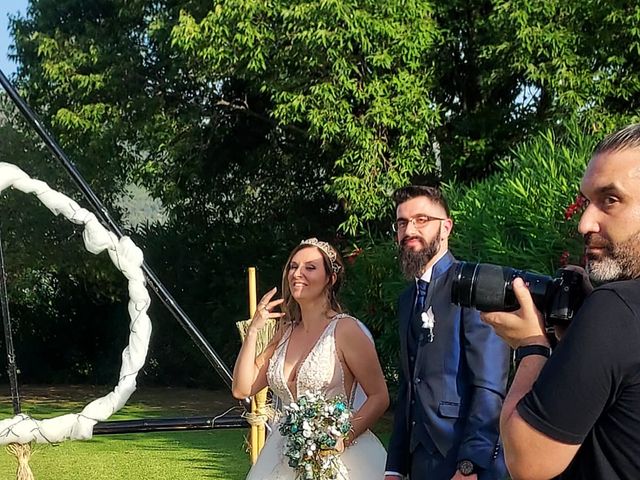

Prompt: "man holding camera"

[482,124,640,479]
[385,185,510,480]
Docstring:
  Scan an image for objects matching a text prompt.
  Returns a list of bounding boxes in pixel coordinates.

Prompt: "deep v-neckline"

[282,317,338,401]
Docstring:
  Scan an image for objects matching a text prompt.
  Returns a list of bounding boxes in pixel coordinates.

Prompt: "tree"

[172,0,442,232]
[9,0,344,386]
[487,0,640,129]
[170,0,640,230]
[14,0,640,234]
[11,0,338,225]
[0,92,128,384]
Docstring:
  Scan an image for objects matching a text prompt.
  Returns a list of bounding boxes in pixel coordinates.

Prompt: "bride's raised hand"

[249,287,285,332]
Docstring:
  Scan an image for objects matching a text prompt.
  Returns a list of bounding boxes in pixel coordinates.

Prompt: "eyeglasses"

[392,214,446,232]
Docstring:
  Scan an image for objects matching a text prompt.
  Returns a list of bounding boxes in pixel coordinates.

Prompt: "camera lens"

[450,261,478,307]
[452,261,554,313]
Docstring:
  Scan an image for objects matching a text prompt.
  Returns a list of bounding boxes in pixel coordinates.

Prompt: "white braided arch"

[0,162,152,444]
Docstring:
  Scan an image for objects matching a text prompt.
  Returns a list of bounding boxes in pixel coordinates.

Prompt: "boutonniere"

[421,307,435,343]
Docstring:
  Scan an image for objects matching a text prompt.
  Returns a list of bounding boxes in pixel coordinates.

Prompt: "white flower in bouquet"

[279,391,352,480]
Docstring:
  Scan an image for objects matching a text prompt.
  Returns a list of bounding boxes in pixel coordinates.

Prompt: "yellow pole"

[247,267,269,463]
[255,384,268,454]
[247,267,259,464]
[248,267,257,317]
[240,267,273,464]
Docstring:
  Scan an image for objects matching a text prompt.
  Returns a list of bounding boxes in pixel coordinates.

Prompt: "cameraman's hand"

[480,277,550,349]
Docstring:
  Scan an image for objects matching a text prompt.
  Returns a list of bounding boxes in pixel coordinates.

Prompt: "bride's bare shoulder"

[334,315,372,344]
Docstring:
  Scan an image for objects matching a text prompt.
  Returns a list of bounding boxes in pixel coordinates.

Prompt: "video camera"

[450,262,587,327]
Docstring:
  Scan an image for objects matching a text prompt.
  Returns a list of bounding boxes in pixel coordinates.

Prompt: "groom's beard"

[399,235,440,279]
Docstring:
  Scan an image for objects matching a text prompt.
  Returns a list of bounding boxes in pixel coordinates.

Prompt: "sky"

[0,0,28,77]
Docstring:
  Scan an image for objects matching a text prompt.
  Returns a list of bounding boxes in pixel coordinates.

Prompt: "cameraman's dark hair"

[393,185,450,217]
[594,124,640,156]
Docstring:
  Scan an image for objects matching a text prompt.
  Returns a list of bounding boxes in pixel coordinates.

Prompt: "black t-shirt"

[517,279,640,479]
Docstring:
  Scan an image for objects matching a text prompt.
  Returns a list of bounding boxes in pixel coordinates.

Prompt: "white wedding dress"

[246,314,387,479]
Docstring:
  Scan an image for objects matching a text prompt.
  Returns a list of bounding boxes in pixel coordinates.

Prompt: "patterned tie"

[414,279,429,320]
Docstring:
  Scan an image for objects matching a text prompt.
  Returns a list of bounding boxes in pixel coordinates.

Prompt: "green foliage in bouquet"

[279,392,352,480]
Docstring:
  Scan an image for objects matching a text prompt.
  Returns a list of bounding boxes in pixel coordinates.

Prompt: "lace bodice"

[267,314,352,406]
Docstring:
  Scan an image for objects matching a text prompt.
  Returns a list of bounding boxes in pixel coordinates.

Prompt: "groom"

[385,185,509,479]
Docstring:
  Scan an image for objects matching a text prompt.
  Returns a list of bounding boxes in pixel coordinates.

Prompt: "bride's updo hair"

[280,239,345,327]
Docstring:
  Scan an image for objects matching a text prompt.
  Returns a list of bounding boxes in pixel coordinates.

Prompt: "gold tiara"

[300,238,342,273]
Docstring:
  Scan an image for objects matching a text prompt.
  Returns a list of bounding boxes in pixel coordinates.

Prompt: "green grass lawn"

[0,430,250,479]
[0,386,251,479]
[0,386,391,479]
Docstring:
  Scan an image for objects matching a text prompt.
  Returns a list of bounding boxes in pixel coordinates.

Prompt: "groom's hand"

[384,475,402,480]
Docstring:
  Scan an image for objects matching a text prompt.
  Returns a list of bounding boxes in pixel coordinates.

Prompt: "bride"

[232,238,389,479]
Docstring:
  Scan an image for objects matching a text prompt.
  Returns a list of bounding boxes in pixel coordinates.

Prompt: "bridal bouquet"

[279,391,352,480]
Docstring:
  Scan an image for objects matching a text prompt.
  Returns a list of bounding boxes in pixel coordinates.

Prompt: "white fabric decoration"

[0,162,152,444]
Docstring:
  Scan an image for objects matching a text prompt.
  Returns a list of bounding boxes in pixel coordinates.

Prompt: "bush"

[444,121,597,274]
[341,237,405,388]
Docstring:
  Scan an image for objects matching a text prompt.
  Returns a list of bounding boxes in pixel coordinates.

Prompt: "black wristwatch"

[514,344,551,367]
[457,459,476,476]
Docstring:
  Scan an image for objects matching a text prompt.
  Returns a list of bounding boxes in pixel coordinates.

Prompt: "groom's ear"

[440,217,453,240]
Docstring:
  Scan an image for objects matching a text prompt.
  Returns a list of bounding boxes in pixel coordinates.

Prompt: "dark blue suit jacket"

[386,252,510,478]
